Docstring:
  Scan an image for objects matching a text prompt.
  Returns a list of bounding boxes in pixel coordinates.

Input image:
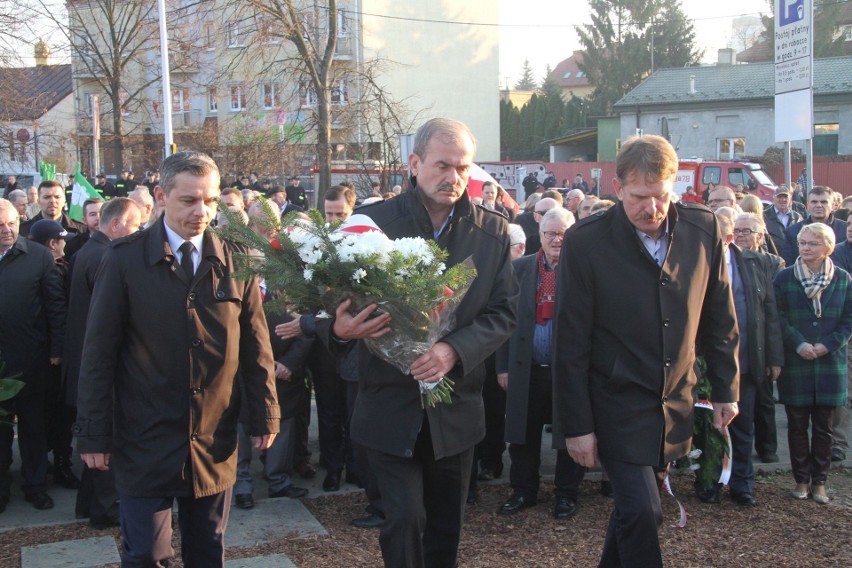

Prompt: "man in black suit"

[709,214,784,506]
[268,185,304,217]
[781,186,846,266]
[764,187,802,259]
[0,198,66,513]
[75,152,280,566]
[319,118,518,567]
[64,197,141,527]
[553,135,739,567]
[497,207,585,520]
[19,180,85,238]
[285,176,307,209]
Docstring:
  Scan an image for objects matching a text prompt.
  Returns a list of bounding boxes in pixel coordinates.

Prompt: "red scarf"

[535,249,556,325]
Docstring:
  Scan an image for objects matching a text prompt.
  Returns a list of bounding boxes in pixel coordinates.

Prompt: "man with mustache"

[318,118,518,567]
[553,135,739,567]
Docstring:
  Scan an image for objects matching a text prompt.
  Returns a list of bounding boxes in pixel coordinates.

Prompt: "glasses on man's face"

[733,228,756,236]
[798,240,825,248]
[708,199,730,205]
[542,231,565,241]
[534,210,546,216]
[510,242,524,248]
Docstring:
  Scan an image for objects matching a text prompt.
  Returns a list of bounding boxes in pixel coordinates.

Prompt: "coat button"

[663,319,670,327]
[191,387,201,395]
[661,280,668,286]
[812,321,818,327]
[191,338,202,347]
[404,449,413,458]
[216,290,225,299]
[665,358,672,367]
[191,433,198,441]
[188,292,197,301]
[662,396,668,404]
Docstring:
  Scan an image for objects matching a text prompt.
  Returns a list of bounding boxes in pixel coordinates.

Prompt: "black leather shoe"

[89,515,121,529]
[24,491,54,510]
[554,496,577,520]
[269,485,308,499]
[235,493,255,509]
[351,514,386,529]
[0,494,8,514]
[759,452,779,463]
[294,461,316,479]
[497,494,536,515]
[323,470,341,492]
[831,448,846,462]
[731,492,757,507]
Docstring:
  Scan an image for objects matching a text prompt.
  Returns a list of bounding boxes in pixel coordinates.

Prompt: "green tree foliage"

[514,58,537,90]
[577,0,702,116]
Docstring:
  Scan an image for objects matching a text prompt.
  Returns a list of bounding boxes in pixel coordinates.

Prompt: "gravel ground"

[2,467,850,568]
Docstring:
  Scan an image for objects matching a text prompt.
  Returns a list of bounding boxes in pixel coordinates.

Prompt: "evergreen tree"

[758,0,846,58]
[577,0,701,115]
[515,58,537,90]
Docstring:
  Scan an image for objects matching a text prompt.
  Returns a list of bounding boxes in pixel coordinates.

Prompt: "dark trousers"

[785,405,836,486]
[597,456,664,568]
[294,387,311,467]
[119,488,232,567]
[476,354,506,474]
[44,364,74,463]
[346,381,383,516]
[753,375,778,456]
[508,367,584,500]
[367,417,473,568]
[76,464,119,521]
[308,343,347,473]
[0,392,48,496]
[729,373,757,495]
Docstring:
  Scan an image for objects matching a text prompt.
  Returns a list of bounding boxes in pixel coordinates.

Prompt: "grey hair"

[100,197,140,227]
[7,189,26,201]
[540,207,575,229]
[735,212,766,234]
[158,151,219,195]
[412,118,477,160]
[508,223,526,246]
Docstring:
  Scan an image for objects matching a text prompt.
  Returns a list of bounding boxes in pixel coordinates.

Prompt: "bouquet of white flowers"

[217,203,477,407]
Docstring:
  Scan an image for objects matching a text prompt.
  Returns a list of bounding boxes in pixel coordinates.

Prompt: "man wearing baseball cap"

[764,186,802,256]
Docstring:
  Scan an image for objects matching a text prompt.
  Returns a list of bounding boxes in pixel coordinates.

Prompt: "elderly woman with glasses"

[773,222,852,504]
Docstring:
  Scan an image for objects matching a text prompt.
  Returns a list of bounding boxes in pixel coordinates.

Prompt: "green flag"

[38,160,56,181]
[69,163,101,222]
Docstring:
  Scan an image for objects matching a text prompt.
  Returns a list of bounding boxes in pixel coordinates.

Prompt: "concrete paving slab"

[225,496,327,548]
[225,554,297,568]
[20,535,119,568]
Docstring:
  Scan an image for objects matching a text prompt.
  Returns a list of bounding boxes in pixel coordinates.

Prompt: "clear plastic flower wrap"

[216,203,477,407]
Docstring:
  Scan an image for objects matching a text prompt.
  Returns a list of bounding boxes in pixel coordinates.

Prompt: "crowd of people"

[0,121,849,567]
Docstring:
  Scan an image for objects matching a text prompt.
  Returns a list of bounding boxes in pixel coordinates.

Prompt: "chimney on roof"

[717,48,736,66]
[689,75,696,95]
[34,38,50,66]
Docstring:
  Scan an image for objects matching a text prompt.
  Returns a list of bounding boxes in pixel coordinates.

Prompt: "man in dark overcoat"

[0,198,66,513]
[318,118,518,567]
[553,135,740,568]
[74,152,280,566]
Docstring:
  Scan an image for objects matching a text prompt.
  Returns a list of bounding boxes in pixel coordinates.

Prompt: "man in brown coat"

[75,152,279,567]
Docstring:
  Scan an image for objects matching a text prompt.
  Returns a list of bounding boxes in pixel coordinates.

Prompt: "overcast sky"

[499,0,773,88]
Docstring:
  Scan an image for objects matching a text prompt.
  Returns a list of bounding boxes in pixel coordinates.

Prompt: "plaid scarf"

[535,249,556,325]
[794,256,835,318]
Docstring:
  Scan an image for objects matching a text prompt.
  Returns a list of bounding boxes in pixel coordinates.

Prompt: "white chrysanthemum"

[352,268,367,282]
[688,448,702,460]
[394,237,434,263]
[689,463,701,471]
[303,268,314,281]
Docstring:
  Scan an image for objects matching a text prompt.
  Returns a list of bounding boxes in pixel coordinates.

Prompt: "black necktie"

[179,241,195,280]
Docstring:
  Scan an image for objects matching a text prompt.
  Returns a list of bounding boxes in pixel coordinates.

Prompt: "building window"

[226,20,243,48]
[172,88,191,114]
[203,23,216,49]
[299,80,317,107]
[229,85,246,111]
[717,137,745,160]
[208,88,218,112]
[258,16,281,44]
[262,83,278,109]
[814,123,839,156]
[330,79,349,105]
[576,71,585,78]
[562,72,572,79]
[337,11,349,37]
[83,93,95,116]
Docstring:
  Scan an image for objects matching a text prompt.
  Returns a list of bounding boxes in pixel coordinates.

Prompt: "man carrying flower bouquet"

[318,118,518,568]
